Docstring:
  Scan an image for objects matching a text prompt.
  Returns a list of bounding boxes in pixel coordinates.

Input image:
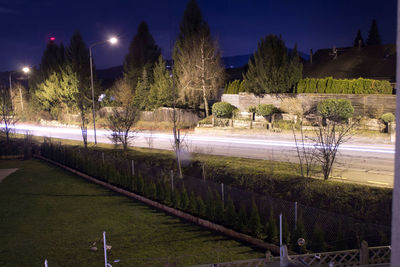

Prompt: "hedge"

[296,77,392,94]
[224,80,246,94]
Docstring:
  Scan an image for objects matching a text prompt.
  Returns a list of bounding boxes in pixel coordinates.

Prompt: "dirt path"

[0,169,18,183]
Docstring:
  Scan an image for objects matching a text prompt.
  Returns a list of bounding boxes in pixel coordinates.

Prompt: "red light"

[50,37,55,41]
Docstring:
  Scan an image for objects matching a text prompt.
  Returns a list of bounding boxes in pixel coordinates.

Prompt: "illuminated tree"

[174,0,224,115]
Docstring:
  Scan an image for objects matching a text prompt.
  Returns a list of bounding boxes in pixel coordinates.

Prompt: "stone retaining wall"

[222,93,396,117]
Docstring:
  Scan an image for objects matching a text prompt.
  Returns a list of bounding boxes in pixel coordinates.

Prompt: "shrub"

[212,102,236,118]
[381,113,395,123]
[248,105,257,113]
[317,99,354,122]
[256,104,277,117]
[296,77,392,94]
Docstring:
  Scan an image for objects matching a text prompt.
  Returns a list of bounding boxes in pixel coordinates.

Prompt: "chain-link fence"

[39,141,391,253]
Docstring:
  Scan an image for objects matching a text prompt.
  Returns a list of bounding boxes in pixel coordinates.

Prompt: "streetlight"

[89,36,118,144]
[9,66,30,112]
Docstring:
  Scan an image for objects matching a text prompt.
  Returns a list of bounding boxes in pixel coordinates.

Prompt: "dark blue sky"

[0,0,396,72]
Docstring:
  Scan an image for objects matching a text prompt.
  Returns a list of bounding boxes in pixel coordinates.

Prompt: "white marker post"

[279,213,282,246]
[103,231,108,267]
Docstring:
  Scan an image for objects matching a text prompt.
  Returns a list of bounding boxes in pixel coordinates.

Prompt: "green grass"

[0,160,263,266]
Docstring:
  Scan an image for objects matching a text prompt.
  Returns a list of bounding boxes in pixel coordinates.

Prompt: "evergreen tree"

[148,55,174,110]
[123,21,161,90]
[214,190,224,223]
[244,35,302,95]
[134,69,151,110]
[197,195,206,217]
[156,181,165,202]
[172,187,181,209]
[173,0,224,114]
[288,44,303,92]
[180,184,189,210]
[282,217,291,245]
[163,182,172,205]
[66,31,93,148]
[310,224,327,252]
[291,215,307,253]
[35,65,79,119]
[188,191,197,214]
[366,19,382,46]
[353,29,365,47]
[249,200,262,238]
[224,196,237,228]
[205,188,216,221]
[237,204,249,233]
[66,31,91,92]
[265,212,278,244]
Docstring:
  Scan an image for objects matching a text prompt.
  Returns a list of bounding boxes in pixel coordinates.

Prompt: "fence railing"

[190,243,391,267]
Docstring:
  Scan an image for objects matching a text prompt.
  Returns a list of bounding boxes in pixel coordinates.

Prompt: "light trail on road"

[4,123,395,155]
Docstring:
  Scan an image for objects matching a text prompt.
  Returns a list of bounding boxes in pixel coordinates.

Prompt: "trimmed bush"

[317,99,354,122]
[256,104,278,117]
[296,77,392,94]
[212,102,236,118]
[381,113,395,123]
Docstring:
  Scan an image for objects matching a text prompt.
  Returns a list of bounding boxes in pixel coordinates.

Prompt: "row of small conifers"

[38,141,392,253]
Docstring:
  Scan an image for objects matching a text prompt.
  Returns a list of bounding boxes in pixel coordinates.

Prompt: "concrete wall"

[222,93,397,117]
[99,107,203,126]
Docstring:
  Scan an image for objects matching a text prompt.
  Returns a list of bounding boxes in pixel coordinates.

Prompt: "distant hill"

[303,44,396,82]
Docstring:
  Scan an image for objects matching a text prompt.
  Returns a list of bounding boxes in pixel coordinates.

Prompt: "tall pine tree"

[244,35,302,95]
[353,29,364,47]
[147,55,174,110]
[366,19,382,46]
[173,0,224,115]
[66,31,92,148]
[123,21,161,90]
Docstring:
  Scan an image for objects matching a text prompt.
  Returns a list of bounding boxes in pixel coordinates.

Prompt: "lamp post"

[89,37,118,145]
[9,66,30,112]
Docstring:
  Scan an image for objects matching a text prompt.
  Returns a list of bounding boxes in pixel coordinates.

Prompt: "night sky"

[0,0,396,72]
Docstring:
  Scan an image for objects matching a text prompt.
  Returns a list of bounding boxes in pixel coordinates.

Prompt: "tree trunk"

[200,41,209,117]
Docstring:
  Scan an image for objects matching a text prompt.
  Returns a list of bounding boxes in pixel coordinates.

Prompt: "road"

[5,123,395,187]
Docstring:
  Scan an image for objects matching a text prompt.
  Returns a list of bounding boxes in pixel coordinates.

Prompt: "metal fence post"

[103,231,108,267]
[279,213,282,246]
[171,170,174,193]
[294,201,298,230]
[202,163,206,181]
[131,160,135,176]
[102,152,104,164]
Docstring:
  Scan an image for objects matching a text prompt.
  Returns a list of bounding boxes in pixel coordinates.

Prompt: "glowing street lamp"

[89,36,118,144]
[9,66,30,112]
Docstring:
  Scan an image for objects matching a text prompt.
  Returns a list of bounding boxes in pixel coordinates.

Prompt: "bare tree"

[311,118,356,180]
[108,78,139,150]
[175,32,225,116]
[292,120,316,178]
[0,86,17,143]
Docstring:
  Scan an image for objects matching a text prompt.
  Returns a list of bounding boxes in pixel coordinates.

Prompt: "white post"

[103,231,108,267]
[279,213,282,246]
[171,170,174,193]
[131,160,135,176]
[294,201,298,229]
[44,259,48,267]
[221,183,224,209]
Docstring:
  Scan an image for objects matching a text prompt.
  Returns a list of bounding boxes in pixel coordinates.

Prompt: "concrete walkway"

[0,169,18,183]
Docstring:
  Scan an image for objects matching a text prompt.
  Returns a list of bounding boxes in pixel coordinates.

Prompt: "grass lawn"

[0,159,263,266]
